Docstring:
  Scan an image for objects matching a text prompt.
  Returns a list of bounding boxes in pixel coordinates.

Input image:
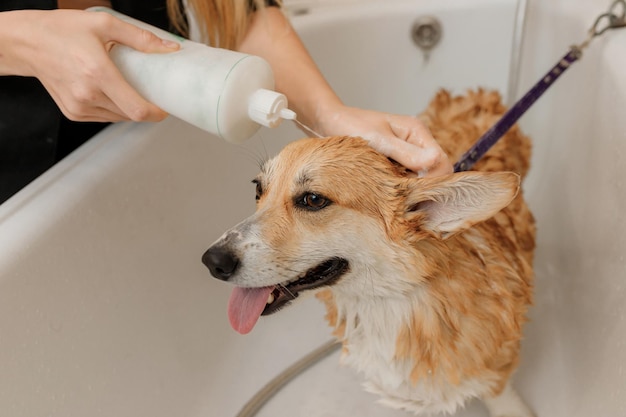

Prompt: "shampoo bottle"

[88,7,295,143]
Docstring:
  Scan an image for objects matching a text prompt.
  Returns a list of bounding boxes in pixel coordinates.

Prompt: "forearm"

[232,6,452,175]
[237,8,342,130]
[0,0,110,77]
[0,10,37,76]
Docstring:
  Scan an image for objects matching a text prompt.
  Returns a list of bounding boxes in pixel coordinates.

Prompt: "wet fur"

[210,89,536,416]
[316,90,535,415]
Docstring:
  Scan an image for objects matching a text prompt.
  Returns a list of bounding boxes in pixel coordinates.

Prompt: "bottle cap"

[248,89,297,128]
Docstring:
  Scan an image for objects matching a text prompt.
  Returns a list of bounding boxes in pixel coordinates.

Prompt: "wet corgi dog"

[202,90,536,417]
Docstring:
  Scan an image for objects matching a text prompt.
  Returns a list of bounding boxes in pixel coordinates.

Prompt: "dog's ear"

[404,172,520,239]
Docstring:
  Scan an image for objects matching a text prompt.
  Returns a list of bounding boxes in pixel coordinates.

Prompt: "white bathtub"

[0,0,624,416]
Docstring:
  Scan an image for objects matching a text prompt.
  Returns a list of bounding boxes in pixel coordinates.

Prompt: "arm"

[237,7,452,176]
[0,8,179,122]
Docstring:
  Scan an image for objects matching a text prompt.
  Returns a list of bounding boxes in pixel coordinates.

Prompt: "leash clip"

[590,0,626,37]
[454,0,625,173]
[574,0,625,54]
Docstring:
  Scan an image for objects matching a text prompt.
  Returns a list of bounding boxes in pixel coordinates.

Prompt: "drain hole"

[411,16,443,51]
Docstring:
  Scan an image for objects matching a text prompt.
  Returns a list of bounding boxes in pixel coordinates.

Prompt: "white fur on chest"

[331,267,493,415]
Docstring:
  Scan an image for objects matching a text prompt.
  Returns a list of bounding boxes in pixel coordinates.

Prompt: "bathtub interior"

[515,1,626,416]
[1,0,625,416]
[288,0,519,112]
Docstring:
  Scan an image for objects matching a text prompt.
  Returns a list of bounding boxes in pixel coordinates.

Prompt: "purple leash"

[453,49,580,172]
[453,0,626,173]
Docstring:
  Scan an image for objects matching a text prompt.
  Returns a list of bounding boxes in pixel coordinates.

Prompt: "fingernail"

[161,39,180,49]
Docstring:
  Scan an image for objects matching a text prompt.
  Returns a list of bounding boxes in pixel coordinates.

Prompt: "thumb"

[129,28,181,54]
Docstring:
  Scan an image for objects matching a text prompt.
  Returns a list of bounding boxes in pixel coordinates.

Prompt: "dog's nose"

[202,246,240,281]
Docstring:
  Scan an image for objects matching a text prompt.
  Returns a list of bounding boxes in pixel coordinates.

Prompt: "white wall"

[517,1,626,416]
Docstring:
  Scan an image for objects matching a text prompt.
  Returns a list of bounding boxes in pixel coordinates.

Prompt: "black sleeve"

[110,0,171,31]
[0,0,61,203]
[0,0,56,11]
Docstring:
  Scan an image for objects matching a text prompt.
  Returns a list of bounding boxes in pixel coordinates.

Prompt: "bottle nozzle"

[248,89,297,128]
[279,108,296,120]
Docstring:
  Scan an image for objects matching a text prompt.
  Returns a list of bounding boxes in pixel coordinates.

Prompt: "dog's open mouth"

[263,257,350,316]
[228,257,349,334]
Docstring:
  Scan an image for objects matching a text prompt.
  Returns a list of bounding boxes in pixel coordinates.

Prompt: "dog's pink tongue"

[228,286,274,334]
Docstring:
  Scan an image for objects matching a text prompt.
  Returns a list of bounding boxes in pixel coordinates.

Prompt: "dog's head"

[202,136,519,334]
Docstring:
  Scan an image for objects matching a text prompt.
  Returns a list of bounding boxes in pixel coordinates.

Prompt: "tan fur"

[314,89,535,400]
[421,89,532,178]
[209,89,536,415]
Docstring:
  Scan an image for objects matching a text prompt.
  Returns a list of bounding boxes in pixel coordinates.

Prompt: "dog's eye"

[252,179,263,201]
[297,192,330,211]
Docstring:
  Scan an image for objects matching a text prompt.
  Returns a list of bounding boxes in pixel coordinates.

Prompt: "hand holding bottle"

[0,9,179,122]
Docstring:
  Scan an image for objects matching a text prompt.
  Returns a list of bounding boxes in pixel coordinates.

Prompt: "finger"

[382,138,443,174]
[389,116,434,147]
[75,80,160,122]
[388,116,453,176]
[59,103,127,122]
[70,110,127,123]
[356,125,437,171]
[93,12,180,53]
[87,17,171,121]
[96,63,168,122]
[61,101,128,122]
[105,89,168,122]
[42,79,128,122]
[422,154,454,177]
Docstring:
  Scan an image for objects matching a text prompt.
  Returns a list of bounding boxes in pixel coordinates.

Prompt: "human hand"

[236,7,451,175]
[0,9,179,122]
[314,104,453,177]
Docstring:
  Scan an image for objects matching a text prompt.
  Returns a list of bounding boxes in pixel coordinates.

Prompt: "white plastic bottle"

[88,7,296,144]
